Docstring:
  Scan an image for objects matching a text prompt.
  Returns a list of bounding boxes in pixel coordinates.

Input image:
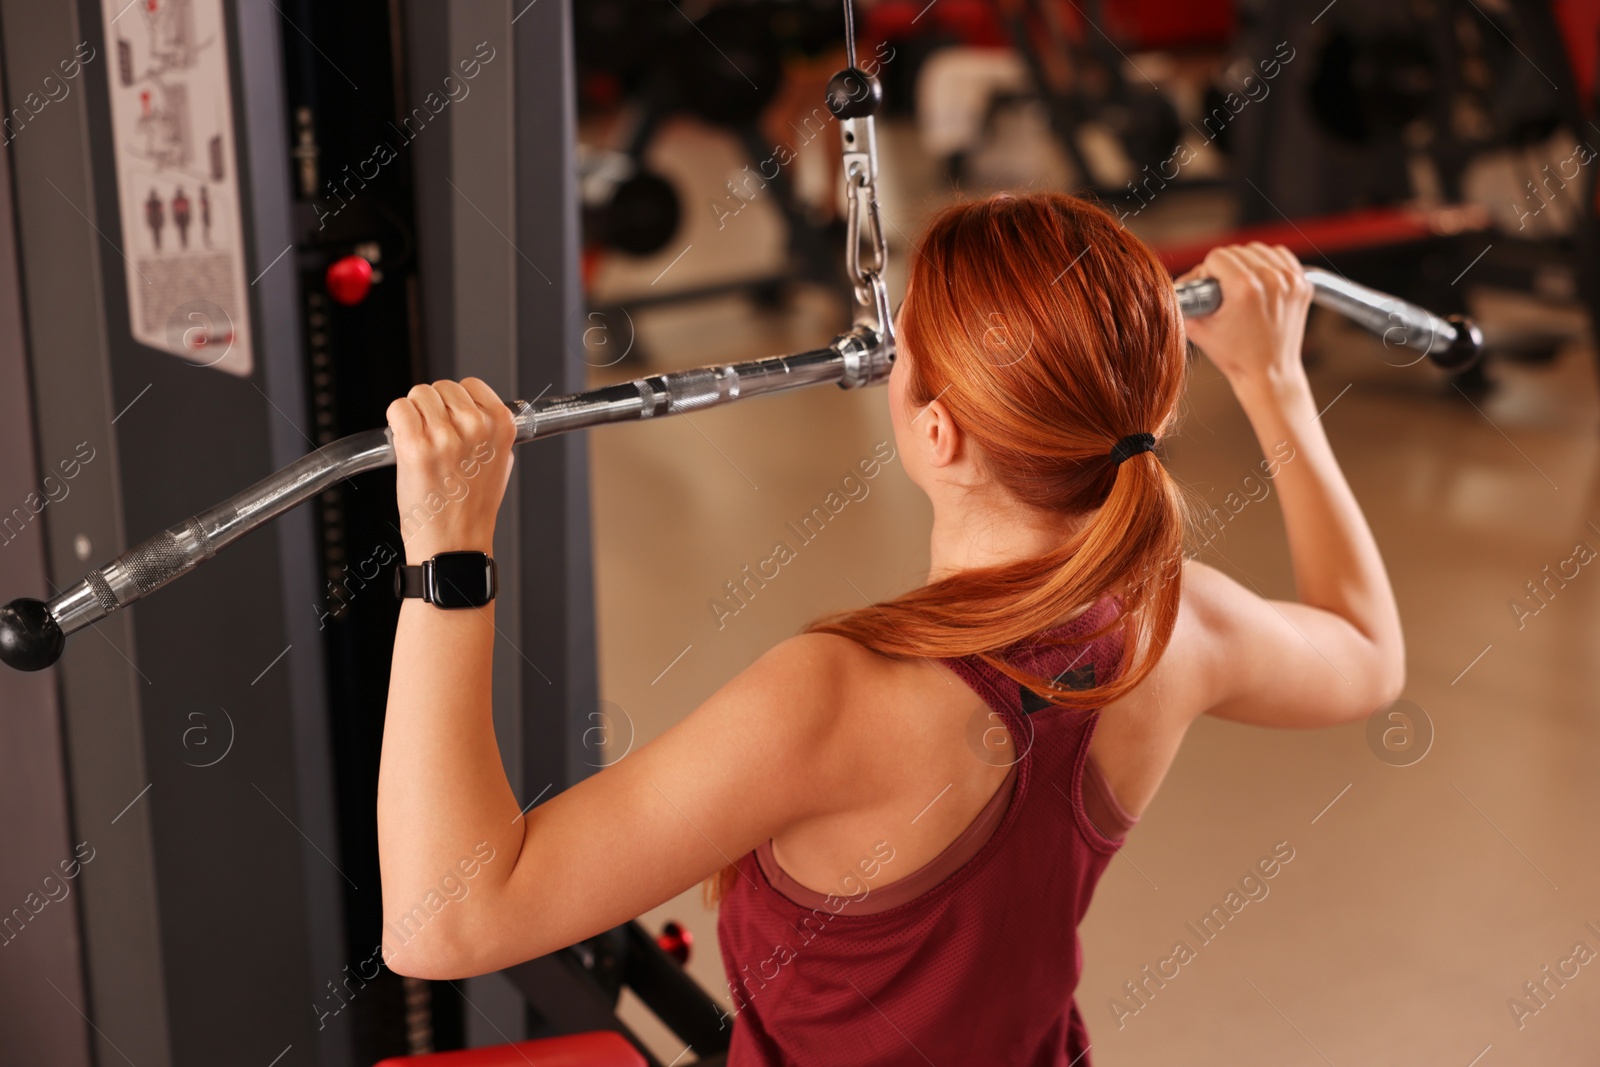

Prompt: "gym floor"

[578,110,1600,1064]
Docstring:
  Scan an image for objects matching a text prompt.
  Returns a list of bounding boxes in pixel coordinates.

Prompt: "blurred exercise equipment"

[579,147,683,258]
[997,0,1184,191]
[575,0,854,332]
[1222,0,1600,386]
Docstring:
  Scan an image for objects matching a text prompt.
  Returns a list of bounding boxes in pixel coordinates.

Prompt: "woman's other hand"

[1177,242,1314,397]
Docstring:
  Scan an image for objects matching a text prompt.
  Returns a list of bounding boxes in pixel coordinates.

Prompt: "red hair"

[706,191,1192,906]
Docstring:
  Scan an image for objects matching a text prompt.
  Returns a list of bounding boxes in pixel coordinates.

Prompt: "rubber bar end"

[1435,315,1485,372]
[0,599,65,672]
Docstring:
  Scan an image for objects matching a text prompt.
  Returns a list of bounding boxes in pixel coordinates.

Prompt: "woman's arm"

[1178,244,1406,727]
[376,379,860,979]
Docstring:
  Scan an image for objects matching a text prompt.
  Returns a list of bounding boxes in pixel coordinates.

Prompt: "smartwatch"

[394,551,498,609]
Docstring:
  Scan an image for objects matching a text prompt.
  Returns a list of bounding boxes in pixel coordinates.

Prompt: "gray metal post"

[512,0,601,801]
[0,0,344,1062]
[0,0,173,1061]
[0,29,94,1067]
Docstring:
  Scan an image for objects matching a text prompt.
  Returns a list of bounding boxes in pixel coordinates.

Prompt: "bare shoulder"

[1083,561,1228,815]
[743,630,946,759]
[1171,556,1267,655]
[759,630,880,670]
[721,631,901,809]
[1168,557,1399,727]
[1164,557,1253,719]
[746,631,883,697]
[727,631,887,741]
[1176,556,1254,627]
[1103,558,1249,729]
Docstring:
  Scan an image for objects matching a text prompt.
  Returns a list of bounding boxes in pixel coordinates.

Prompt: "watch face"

[427,552,496,608]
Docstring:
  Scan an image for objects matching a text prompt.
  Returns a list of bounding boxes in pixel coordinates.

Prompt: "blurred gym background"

[580,1,1600,1063]
[1,0,1598,1065]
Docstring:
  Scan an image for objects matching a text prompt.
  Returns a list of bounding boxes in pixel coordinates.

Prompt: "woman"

[375,192,1404,1065]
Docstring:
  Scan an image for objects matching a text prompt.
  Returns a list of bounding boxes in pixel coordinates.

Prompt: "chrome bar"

[2,261,1482,672]
[3,328,891,666]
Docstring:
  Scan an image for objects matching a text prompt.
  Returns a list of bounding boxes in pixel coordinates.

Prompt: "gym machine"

[0,0,609,1063]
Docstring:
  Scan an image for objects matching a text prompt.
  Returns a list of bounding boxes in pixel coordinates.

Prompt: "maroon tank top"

[715,597,1134,1066]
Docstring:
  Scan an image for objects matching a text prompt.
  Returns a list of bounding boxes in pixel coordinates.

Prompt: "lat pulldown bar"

[0,266,1482,673]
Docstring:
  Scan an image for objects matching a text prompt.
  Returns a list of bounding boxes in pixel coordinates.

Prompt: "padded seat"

[373,1031,647,1067]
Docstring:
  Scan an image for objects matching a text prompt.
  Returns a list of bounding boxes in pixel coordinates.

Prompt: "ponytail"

[806,439,1188,710]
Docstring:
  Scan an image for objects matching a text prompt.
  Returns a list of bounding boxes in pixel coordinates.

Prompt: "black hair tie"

[1108,432,1156,466]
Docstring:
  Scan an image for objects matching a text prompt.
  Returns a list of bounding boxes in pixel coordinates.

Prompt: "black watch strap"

[393,552,497,608]
[394,565,427,600]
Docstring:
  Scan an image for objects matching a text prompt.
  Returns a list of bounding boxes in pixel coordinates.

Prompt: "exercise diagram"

[102,0,253,376]
[143,183,211,250]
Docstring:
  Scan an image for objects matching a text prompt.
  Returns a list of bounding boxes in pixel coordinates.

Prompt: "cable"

[844,0,857,71]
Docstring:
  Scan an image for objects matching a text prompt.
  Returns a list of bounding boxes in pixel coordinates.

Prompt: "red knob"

[656,920,692,964]
[326,255,373,306]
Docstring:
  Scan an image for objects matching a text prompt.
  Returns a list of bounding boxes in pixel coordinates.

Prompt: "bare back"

[766,568,1214,897]
[764,548,1402,897]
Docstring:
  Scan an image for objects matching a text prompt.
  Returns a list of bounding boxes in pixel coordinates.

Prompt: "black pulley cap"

[826,67,881,120]
[0,598,65,672]
[1435,315,1485,371]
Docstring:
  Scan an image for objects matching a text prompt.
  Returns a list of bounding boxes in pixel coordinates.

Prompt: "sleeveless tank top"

[715,597,1135,1066]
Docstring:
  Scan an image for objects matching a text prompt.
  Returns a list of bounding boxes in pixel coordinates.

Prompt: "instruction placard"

[101,0,253,377]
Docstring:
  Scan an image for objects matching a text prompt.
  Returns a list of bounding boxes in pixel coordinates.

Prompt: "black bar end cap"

[1434,315,1485,371]
[0,599,65,672]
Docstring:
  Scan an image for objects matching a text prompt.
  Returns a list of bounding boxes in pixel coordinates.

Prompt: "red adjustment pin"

[326,254,373,306]
[656,920,692,964]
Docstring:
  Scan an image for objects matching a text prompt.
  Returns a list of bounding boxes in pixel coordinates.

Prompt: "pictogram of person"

[145,187,165,251]
[199,185,212,247]
[172,186,191,249]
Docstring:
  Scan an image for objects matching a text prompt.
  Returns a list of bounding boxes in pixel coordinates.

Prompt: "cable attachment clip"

[828,65,894,365]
